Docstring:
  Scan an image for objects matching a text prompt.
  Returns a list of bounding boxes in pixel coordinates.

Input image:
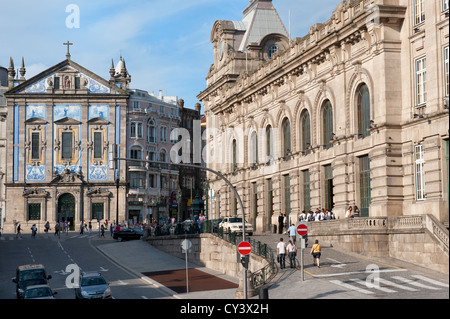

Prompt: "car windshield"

[19,269,46,281]
[81,276,106,286]
[25,287,52,298]
[228,218,242,223]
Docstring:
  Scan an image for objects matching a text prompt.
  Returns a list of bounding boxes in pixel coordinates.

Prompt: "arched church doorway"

[58,193,76,231]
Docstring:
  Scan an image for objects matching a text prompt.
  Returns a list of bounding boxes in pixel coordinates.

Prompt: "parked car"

[113,228,143,241]
[75,272,112,299]
[12,264,52,299]
[24,285,57,299]
[210,219,223,232]
[219,217,253,236]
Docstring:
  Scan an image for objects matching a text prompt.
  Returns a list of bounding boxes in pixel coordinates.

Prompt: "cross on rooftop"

[64,41,73,60]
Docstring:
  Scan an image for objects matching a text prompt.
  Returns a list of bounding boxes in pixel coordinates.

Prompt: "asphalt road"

[0,231,172,299]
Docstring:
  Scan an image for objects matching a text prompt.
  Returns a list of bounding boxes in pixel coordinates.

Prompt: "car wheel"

[118,237,123,242]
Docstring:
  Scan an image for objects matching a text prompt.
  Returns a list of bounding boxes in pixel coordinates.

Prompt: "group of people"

[298,208,336,222]
[276,237,322,269]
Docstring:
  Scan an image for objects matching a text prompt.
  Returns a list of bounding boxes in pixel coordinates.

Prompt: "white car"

[219,217,253,236]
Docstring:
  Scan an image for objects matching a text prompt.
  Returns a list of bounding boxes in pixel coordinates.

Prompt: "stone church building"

[198,0,449,232]
[2,51,129,232]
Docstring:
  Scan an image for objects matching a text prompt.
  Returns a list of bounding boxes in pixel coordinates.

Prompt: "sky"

[0,0,342,111]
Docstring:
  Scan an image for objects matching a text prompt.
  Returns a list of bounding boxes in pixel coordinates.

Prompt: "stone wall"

[308,215,449,274]
[144,233,269,280]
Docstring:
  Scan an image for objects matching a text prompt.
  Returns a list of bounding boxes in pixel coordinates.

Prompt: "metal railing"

[211,222,277,288]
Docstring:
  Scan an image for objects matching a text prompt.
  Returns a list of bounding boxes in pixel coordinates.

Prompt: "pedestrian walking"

[310,239,322,268]
[278,214,283,234]
[16,224,22,238]
[80,222,84,234]
[54,223,60,238]
[31,224,37,238]
[100,225,105,237]
[88,221,92,233]
[276,238,287,269]
[288,223,296,244]
[110,224,114,237]
[44,221,50,233]
[286,240,297,268]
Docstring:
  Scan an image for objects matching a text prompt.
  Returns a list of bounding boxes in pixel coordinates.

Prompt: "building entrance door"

[58,193,76,231]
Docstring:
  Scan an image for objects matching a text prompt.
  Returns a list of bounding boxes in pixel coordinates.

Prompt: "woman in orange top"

[310,240,322,268]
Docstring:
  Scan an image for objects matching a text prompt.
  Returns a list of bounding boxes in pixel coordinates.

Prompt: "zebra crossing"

[329,274,449,296]
[0,232,110,241]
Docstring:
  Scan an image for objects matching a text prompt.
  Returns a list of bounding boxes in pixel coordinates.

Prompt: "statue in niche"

[65,76,71,88]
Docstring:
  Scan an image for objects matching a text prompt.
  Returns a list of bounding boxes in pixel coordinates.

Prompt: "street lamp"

[203,179,209,221]
[177,188,182,223]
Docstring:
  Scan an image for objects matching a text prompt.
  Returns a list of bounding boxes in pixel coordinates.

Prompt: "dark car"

[24,285,57,299]
[210,219,223,232]
[75,272,111,299]
[113,228,143,241]
[12,264,52,299]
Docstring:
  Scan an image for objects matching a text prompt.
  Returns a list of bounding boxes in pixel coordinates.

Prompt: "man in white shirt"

[299,211,306,221]
[286,240,297,268]
[276,238,287,269]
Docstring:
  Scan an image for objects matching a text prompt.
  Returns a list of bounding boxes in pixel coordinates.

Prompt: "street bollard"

[259,287,269,299]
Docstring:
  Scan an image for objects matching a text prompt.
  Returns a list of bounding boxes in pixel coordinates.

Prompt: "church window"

[75,77,80,90]
[31,132,41,160]
[356,83,371,138]
[91,203,104,220]
[54,77,60,90]
[61,132,73,160]
[93,131,103,159]
[28,203,41,221]
[268,45,279,59]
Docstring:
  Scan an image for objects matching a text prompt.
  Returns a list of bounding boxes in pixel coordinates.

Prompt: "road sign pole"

[296,222,308,282]
[300,237,305,282]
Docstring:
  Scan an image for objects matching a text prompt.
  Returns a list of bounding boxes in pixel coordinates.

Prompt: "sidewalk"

[94,239,240,299]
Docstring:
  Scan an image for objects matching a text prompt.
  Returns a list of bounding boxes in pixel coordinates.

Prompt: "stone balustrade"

[307,214,449,274]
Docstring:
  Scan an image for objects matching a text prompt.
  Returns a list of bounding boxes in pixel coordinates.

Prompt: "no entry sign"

[297,224,308,236]
[237,241,252,256]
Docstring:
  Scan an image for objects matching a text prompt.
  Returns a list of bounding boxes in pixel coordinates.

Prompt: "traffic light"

[240,255,249,269]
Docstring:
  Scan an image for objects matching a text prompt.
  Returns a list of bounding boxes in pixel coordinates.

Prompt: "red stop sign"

[297,224,308,236]
[238,241,252,256]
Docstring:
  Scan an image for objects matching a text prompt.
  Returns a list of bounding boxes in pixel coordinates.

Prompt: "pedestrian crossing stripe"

[330,275,448,294]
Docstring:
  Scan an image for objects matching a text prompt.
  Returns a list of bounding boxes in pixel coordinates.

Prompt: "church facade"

[2,53,129,232]
[198,0,449,232]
